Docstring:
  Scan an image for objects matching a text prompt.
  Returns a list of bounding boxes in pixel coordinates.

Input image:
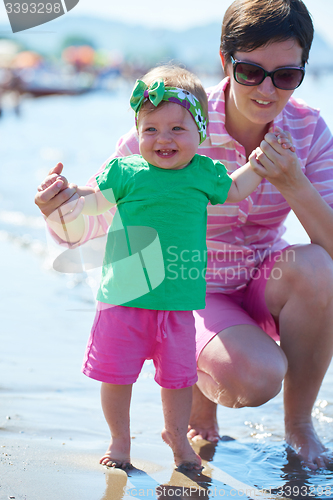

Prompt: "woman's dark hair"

[220,0,314,68]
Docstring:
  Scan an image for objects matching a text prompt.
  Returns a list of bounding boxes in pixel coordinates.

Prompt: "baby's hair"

[138,64,209,125]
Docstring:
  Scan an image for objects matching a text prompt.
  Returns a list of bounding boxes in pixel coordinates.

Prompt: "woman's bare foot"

[285,421,333,470]
[100,437,132,469]
[187,385,220,443]
[161,428,203,471]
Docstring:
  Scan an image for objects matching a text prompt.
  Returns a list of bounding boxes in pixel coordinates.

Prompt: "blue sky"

[1,0,332,44]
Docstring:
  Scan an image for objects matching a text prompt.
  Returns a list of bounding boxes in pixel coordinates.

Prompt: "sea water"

[1,72,333,499]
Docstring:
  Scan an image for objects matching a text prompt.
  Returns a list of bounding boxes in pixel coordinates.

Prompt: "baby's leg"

[161,386,202,471]
[100,382,133,469]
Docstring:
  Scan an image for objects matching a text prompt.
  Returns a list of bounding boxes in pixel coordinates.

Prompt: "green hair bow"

[129,78,208,144]
[130,79,166,112]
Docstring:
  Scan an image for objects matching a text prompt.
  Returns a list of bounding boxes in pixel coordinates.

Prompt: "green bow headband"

[130,78,207,144]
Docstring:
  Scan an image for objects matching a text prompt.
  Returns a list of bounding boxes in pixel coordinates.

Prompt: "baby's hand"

[38,173,67,192]
[274,126,295,153]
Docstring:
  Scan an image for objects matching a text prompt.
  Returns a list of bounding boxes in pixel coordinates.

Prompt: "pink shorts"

[82,306,198,389]
[194,250,284,360]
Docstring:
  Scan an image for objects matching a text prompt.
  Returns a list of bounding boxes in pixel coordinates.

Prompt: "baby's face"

[137,102,200,170]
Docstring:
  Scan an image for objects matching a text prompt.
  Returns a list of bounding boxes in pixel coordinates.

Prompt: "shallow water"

[1,74,333,499]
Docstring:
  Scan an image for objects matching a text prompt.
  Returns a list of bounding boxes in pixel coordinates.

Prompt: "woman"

[35,0,333,470]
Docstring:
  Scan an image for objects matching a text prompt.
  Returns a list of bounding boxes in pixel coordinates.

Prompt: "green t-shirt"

[96,154,232,310]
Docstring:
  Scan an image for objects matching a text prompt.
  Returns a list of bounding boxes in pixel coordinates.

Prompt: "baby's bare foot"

[100,437,132,469]
[161,428,202,471]
[100,454,133,469]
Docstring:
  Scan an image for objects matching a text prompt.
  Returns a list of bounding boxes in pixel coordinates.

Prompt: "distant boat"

[0,66,94,99]
[19,82,93,98]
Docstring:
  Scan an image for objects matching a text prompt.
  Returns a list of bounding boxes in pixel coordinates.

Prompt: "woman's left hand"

[249,127,306,194]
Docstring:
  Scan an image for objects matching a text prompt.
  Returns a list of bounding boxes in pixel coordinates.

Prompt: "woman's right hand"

[249,128,304,193]
[34,162,79,218]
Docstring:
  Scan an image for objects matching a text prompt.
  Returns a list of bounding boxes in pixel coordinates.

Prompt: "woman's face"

[224,39,303,130]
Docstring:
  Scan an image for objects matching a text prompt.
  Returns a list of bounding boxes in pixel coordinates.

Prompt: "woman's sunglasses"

[230,56,305,90]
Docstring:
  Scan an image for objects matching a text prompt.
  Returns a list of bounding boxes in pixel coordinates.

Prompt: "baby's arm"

[78,186,115,215]
[226,159,262,203]
[40,177,114,216]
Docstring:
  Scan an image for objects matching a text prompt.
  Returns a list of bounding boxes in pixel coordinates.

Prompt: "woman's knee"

[197,326,287,408]
[267,245,333,314]
[283,245,332,285]
[198,359,285,409]
[220,356,285,408]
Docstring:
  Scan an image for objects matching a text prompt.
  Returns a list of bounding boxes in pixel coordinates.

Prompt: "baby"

[42,65,293,471]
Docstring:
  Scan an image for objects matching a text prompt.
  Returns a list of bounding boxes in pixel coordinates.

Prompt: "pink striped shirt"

[56,77,333,293]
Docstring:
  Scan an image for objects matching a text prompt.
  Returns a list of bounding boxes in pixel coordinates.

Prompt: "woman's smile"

[253,99,274,106]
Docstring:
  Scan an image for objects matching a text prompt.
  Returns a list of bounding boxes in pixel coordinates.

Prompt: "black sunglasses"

[230,55,305,90]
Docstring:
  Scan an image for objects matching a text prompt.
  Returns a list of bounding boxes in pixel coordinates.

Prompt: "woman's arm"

[227,130,294,203]
[34,127,140,247]
[282,177,333,258]
[39,170,115,244]
[251,130,333,259]
[46,185,115,245]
